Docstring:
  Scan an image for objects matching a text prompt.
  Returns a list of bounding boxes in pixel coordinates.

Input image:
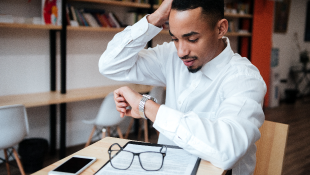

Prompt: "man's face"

[169,8,219,73]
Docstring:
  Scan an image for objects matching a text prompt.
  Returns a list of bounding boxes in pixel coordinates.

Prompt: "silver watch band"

[139,94,157,119]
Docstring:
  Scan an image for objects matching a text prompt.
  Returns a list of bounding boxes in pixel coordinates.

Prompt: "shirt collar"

[200,37,234,80]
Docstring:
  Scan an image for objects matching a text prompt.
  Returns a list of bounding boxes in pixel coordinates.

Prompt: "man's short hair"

[171,0,224,28]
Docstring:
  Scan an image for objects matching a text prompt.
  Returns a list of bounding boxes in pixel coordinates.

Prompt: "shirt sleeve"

[98,15,166,86]
[153,71,266,170]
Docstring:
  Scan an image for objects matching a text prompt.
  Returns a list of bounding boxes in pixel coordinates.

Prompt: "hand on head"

[147,0,173,27]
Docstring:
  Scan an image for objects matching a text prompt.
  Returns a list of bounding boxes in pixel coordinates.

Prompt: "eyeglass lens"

[139,152,163,170]
[110,150,134,169]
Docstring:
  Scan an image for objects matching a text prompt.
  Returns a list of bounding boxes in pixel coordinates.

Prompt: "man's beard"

[188,65,202,73]
[180,55,201,73]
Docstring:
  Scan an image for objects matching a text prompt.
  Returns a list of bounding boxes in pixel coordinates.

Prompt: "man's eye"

[189,38,198,43]
[171,38,178,42]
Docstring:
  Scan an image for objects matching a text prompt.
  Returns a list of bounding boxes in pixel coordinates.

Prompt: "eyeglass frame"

[108,143,167,171]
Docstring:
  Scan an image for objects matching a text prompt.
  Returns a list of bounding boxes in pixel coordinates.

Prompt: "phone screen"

[54,157,93,173]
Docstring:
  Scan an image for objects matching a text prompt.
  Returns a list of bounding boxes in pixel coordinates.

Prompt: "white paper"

[96,144,198,175]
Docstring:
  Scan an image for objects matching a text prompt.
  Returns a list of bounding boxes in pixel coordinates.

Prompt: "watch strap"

[139,94,157,119]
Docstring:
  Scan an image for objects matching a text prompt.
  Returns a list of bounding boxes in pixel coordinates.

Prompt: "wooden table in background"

[32,137,226,175]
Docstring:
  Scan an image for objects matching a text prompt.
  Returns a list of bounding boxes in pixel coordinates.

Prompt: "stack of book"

[66,5,123,28]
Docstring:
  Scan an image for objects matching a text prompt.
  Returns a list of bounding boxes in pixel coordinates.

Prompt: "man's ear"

[217,19,228,39]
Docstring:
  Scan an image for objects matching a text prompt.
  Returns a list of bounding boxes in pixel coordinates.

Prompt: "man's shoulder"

[225,54,264,81]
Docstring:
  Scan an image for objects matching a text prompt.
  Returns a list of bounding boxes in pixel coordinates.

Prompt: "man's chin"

[188,66,202,73]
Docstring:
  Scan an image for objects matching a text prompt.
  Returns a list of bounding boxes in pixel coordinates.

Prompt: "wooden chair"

[254,120,289,175]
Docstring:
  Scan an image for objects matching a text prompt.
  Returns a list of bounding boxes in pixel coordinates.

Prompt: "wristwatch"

[139,94,157,119]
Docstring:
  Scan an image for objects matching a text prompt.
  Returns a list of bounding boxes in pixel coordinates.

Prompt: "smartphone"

[48,155,96,175]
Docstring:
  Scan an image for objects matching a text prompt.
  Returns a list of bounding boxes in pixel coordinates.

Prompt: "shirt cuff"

[153,105,183,133]
[130,15,162,42]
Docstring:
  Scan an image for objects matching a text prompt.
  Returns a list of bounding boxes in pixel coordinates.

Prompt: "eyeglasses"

[108,143,167,171]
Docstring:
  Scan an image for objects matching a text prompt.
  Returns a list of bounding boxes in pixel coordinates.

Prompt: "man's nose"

[177,42,190,58]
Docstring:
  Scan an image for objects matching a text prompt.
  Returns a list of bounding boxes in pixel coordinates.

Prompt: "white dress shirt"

[99,16,267,175]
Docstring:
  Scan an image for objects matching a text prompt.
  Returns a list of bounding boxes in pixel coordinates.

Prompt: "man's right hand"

[147,0,173,27]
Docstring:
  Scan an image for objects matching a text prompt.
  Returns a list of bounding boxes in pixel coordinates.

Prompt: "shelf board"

[159,30,251,37]
[0,23,61,30]
[224,13,253,18]
[69,0,150,8]
[0,84,153,108]
[225,32,252,37]
[67,26,124,32]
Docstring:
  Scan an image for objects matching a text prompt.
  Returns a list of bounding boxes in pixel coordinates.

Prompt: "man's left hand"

[113,86,142,118]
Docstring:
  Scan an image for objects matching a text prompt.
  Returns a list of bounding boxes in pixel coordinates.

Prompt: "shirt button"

[178,101,182,105]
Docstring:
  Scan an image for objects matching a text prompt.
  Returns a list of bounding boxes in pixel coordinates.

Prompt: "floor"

[1,99,310,175]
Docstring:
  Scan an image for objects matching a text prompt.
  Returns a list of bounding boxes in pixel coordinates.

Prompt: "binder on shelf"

[42,0,61,25]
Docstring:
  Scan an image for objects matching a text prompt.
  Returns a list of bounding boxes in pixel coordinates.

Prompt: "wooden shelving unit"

[0,84,152,108]
[69,0,150,8]
[0,23,61,30]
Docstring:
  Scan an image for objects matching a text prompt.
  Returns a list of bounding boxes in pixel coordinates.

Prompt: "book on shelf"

[108,12,120,28]
[83,13,100,27]
[42,0,62,25]
[97,14,112,27]
[65,5,126,29]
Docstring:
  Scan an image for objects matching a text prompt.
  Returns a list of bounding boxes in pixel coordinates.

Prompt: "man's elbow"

[98,55,109,76]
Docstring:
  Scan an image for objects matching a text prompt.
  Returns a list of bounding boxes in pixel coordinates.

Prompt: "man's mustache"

[180,55,198,60]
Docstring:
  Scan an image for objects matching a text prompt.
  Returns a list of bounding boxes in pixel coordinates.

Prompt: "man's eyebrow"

[168,30,199,38]
[182,31,199,37]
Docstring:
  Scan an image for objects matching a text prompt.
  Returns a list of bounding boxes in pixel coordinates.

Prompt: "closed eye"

[189,38,198,43]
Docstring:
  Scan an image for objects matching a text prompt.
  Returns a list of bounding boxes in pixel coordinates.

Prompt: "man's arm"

[114,71,266,170]
[98,0,173,86]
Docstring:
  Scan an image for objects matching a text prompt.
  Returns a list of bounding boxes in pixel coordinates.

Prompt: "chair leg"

[125,118,134,139]
[144,119,149,142]
[102,128,106,139]
[107,127,111,137]
[85,126,96,147]
[138,119,142,140]
[116,126,124,139]
[12,148,25,175]
[4,149,11,175]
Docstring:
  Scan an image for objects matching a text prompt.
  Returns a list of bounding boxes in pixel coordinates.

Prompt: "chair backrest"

[95,92,125,126]
[254,120,289,175]
[149,86,165,105]
[0,104,29,149]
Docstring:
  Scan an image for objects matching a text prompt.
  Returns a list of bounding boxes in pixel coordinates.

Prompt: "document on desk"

[95,143,199,175]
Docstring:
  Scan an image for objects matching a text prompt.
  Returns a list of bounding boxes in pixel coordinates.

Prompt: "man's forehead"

[169,8,210,37]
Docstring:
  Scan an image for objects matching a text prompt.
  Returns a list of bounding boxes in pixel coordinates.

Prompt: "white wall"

[272,0,310,99]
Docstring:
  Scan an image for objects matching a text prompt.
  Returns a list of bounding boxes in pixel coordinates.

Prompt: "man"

[99,0,266,174]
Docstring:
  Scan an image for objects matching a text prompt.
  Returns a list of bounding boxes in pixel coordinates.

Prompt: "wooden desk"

[33,137,226,175]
